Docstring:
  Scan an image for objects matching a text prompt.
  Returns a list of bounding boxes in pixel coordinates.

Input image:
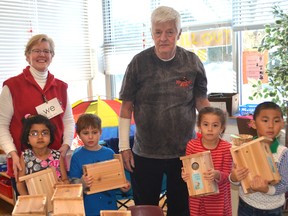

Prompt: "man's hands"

[120,149,134,172]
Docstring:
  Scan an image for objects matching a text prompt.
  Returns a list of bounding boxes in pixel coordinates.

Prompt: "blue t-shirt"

[69,146,117,216]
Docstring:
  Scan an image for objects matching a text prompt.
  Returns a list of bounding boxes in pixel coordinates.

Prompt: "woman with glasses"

[0,34,74,196]
[16,114,69,195]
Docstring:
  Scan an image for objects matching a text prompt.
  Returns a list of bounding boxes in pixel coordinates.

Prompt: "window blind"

[0,0,92,89]
[232,0,288,31]
[102,0,152,75]
[159,0,232,30]
[102,0,232,75]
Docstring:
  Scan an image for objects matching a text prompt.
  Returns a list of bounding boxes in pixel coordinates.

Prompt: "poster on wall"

[242,50,268,84]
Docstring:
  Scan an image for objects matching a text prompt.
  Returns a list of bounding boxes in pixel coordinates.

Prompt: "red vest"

[4,66,68,156]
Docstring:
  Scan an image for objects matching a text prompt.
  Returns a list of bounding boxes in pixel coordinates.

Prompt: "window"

[102,0,151,76]
[232,0,288,31]
[102,0,234,98]
[0,0,92,102]
[233,0,288,105]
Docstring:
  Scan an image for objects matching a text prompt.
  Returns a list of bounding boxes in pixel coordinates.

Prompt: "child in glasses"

[69,113,130,216]
[16,114,69,195]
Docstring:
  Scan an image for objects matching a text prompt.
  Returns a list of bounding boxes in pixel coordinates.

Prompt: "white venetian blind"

[159,0,232,30]
[102,0,152,75]
[102,0,232,75]
[0,0,92,89]
[232,0,288,31]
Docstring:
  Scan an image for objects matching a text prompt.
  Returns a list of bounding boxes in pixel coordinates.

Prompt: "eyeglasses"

[29,130,50,137]
[30,49,52,55]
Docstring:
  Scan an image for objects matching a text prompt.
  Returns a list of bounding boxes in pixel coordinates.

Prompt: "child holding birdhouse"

[181,107,233,216]
[230,101,288,216]
[69,113,130,216]
[16,114,69,195]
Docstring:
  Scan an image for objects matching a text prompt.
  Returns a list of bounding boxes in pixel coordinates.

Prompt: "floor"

[0,117,286,215]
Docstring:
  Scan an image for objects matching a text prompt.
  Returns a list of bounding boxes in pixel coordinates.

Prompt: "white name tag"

[36,97,64,119]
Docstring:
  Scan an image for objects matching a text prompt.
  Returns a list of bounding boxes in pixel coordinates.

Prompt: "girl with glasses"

[16,114,69,195]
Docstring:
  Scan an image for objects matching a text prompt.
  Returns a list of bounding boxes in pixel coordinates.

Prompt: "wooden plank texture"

[100,210,131,216]
[83,154,127,194]
[230,136,280,193]
[18,167,57,212]
[180,151,219,197]
[12,195,46,216]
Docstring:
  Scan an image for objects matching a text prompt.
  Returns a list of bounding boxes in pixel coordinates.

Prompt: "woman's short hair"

[25,34,55,57]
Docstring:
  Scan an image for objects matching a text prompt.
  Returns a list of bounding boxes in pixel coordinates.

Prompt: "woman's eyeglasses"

[30,49,52,55]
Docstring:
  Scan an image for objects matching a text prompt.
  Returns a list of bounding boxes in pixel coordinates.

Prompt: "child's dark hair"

[76,113,102,134]
[197,106,227,135]
[21,114,55,148]
[253,101,283,120]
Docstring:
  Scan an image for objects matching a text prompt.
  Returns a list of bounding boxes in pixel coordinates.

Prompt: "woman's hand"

[58,144,70,158]
[10,151,22,179]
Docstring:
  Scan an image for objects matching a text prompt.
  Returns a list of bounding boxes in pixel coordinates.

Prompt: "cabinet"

[0,172,14,205]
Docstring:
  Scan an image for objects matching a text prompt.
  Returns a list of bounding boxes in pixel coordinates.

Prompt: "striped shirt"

[186,137,233,216]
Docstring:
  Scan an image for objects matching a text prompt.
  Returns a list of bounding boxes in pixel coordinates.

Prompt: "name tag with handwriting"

[36,98,64,119]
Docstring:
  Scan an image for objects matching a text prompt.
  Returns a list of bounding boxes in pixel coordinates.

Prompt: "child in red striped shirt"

[182,107,233,216]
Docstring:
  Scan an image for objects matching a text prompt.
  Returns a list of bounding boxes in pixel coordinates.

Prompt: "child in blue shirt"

[69,113,130,216]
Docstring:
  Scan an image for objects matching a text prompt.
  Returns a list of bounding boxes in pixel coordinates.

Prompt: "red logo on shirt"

[176,77,192,87]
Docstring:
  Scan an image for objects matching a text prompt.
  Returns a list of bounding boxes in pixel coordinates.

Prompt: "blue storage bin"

[0,163,7,172]
[239,104,257,116]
